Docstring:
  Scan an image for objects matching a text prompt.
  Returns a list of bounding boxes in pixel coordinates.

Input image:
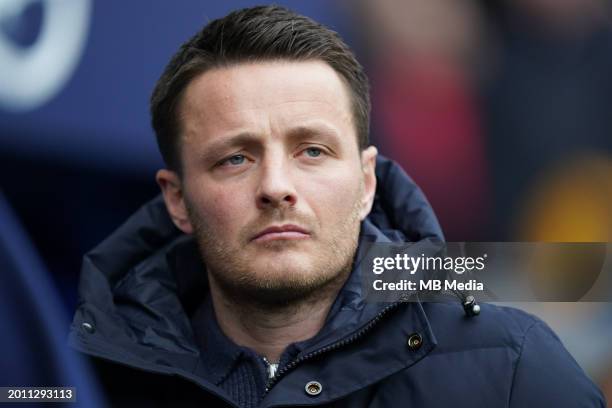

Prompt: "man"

[69,5,605,407]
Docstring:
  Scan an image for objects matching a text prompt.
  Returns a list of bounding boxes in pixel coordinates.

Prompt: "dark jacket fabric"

[69,156,605,407]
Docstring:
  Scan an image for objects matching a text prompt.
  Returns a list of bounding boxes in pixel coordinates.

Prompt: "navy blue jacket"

[69,156,605,407]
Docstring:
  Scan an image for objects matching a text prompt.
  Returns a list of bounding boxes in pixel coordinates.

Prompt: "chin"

[206,240,350,305]
[241,269,334,306]
[252,257,318,281]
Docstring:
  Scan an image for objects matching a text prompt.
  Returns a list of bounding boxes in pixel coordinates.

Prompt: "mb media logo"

[0,0,92,111]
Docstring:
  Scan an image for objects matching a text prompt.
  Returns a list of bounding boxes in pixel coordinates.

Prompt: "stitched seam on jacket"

[507,320,541,407]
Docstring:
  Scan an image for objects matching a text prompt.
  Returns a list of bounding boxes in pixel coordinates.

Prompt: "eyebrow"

[201,122,342,162]
[285,123,341,146]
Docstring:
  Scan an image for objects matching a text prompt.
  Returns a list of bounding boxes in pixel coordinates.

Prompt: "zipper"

[262,357,279,379]
[262,300,405,396]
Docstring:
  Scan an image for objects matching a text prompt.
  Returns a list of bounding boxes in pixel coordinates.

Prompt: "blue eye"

[224,154,246,166]
[305,147,322,157]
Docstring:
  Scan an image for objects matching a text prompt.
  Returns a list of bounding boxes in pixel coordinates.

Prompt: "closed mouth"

[251,224,310,242]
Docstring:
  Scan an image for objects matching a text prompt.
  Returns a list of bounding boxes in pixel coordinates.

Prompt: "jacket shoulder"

[422,301,544,352]
[504,310,606,407]
[421,302,605,406]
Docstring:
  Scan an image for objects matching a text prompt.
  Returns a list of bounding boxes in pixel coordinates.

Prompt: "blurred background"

[0,0,610,400]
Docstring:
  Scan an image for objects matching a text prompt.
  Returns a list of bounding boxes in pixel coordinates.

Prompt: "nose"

[256,157,297,210]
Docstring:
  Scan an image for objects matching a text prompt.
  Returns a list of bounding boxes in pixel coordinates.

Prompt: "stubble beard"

[186,195,363,310]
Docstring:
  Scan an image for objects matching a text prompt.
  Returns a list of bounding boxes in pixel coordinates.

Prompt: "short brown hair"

[150,5,370,173]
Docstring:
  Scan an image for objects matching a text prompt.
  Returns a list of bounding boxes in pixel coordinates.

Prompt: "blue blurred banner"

[0,0,344,172]
[0,191,105,405]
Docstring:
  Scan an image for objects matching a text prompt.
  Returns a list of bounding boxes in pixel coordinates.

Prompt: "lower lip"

[253,231,310,243]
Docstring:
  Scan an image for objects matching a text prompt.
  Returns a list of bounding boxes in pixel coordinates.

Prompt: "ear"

[359,146,378,220]
[156,169,194,234]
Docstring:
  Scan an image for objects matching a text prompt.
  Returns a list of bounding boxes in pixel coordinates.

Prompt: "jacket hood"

[69,155,444,398]
[367,156,443,243]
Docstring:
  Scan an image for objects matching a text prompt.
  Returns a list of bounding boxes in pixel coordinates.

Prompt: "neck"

[208,269,350,363]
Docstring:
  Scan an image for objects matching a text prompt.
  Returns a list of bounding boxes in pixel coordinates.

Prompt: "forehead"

[178,60,355,144]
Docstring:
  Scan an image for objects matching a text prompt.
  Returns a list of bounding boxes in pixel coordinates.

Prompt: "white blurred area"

[0,0,92,111]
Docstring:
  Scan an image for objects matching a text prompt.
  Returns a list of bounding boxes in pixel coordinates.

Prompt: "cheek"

[189,183,249,233]
[300,169,362,222]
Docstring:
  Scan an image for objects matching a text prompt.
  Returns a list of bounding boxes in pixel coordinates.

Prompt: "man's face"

[158,60,377,304]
